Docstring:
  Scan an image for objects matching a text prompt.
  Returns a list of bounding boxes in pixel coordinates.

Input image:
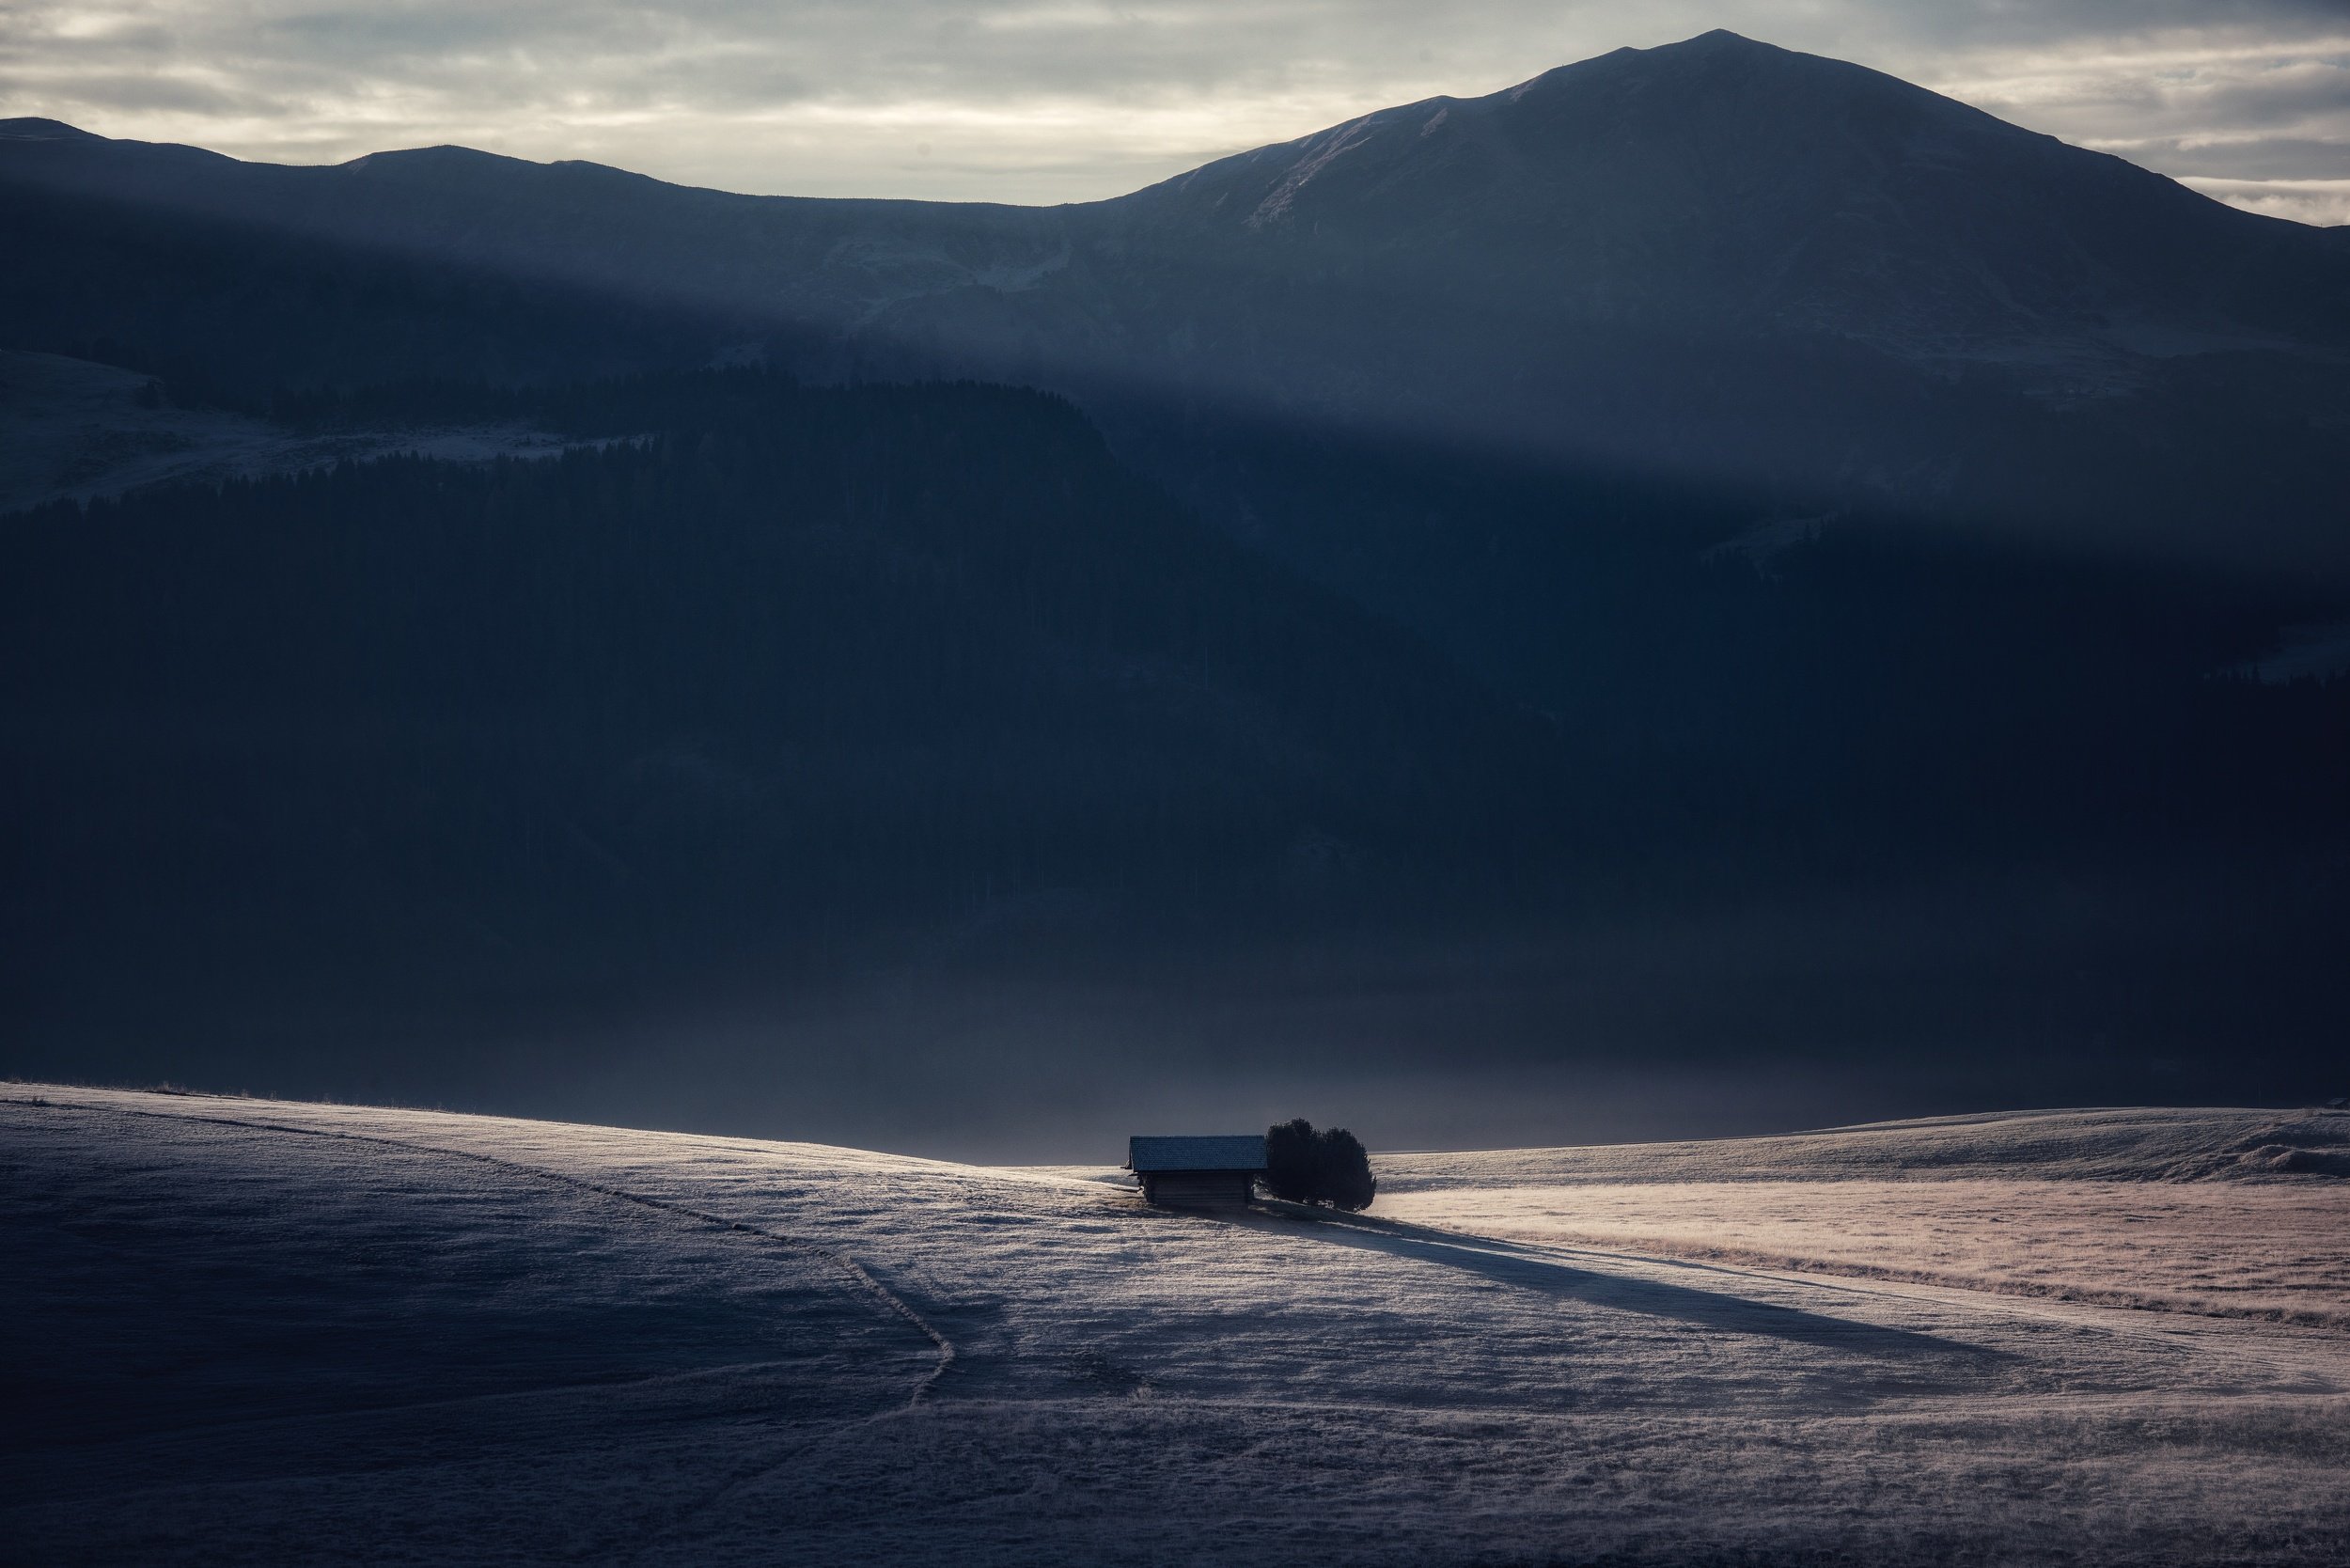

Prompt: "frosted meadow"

[8,1088,2347,1564]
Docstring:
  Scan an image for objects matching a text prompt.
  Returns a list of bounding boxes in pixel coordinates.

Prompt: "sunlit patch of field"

[1378,1107,2350,1326]
[1377,1179,2350,1326]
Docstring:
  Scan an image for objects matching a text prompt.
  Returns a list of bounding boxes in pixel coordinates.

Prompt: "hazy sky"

[4,1,2346,221]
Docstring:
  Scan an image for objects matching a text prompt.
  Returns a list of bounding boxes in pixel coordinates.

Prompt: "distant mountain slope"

[1109,31,2349,357]
[9,33,2343,364]
[0,371,1563,1040]
[0,158,753,402]
[0,348,583,511]
[6,31,2346,558]
[0,113,1059,395]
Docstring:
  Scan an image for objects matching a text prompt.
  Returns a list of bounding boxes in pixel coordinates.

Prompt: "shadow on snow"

[1243,1205,2001,1363]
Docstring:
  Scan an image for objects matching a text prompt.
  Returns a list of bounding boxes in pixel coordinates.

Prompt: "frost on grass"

[1377,1105,2350,1187]
[1378,1179,2350,1326]
[4,1085,2346,1566]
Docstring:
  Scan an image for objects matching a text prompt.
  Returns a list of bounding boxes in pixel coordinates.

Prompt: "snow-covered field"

[1377,1108,2350,1329]
[6,1087,2346,1565]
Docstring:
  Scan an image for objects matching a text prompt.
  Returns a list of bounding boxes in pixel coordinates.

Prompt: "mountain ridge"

[7,31,2342,379]
[8,30,2348,591]
[4,30,2327,229]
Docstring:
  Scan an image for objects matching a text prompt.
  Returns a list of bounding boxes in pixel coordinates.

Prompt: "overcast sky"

[4,1,2345,222]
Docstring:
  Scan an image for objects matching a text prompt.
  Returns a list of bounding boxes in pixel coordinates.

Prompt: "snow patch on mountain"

[1246,116,1382,229]
[0,350,580,513]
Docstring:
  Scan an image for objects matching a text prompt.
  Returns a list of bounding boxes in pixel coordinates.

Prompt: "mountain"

[1106,31,2349,358]
[4,37,2348,1114]
[7,34,2346,553]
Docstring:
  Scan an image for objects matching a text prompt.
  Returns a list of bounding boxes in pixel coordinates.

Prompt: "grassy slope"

[1377,1105,2350,1186]
[1377,1107,2350,1325]
[5,1086,2347,1565]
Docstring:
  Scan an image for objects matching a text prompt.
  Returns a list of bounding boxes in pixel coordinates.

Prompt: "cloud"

[2179,176,2350,226]
[0,0,2343,217]
[1931,31,2350,171]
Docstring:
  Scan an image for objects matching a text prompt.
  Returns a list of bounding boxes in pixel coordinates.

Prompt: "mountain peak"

[0,118,101,143]
[1513,27,1897,100]
[1672,27,1767,49]
[342,144,538,175]
[1133,27,2017,233]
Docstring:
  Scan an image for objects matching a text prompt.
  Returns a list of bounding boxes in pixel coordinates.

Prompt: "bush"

[1262,1118,1377,1211]
[1316,1126,1377,1212]
[1265,1118,1319,1202]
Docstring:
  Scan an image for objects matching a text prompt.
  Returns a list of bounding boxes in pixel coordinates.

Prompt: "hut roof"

[1127,1135,1267,1173]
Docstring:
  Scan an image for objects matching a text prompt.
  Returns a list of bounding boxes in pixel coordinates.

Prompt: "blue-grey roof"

[1127,1135,1267,1173]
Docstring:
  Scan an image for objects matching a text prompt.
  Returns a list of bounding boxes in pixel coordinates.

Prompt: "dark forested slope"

[1,372,1563,1038]
[7,370,2346,1110]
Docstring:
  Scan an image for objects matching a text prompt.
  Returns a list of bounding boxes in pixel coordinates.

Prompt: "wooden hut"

[1127,1135,1266,1208]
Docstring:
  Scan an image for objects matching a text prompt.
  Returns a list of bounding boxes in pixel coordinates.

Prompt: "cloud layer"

[4,1,2345,220]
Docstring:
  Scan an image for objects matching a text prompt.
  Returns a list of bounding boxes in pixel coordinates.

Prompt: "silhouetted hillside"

[7,32,2345,581]
[0,372,1570,1036]
[0,178,749,407]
